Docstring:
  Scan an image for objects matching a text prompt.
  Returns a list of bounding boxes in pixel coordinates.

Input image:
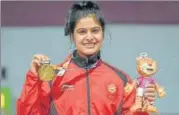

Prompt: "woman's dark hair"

[64,1,105,36]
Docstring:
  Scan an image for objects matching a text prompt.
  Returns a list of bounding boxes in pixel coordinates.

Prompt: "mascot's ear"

[136,57,140,61]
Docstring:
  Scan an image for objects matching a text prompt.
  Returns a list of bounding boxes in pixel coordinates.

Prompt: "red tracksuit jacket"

[17,51,148,115]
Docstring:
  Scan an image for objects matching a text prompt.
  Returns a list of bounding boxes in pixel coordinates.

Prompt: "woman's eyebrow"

[92,26,100,28]
[76,28,86,31]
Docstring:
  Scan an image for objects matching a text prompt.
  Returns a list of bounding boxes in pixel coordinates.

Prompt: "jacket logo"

[61,84,74,91]
[107,83,117,94]
[106,83,118,100]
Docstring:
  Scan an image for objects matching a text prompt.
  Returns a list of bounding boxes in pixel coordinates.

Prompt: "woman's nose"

[86,32,94,41]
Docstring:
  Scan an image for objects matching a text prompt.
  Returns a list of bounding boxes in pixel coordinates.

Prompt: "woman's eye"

[77,29,87,35]
[92,28,100,34]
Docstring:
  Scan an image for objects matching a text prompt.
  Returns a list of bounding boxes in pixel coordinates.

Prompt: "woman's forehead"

[75,16,101,29]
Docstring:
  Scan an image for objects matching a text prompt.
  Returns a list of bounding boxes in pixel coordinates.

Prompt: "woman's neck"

[72,50,101,68]
[77,51,95,59]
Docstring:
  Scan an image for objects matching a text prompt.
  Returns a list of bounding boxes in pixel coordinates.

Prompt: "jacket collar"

[71,50,101,68]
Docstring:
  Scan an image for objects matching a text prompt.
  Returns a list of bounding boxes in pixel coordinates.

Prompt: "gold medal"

[38,60,58,82]
[38,60,70,81]
[38,63,57,81]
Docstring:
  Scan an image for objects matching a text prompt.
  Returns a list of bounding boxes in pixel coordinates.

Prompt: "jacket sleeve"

[121,73,149,115]
[16,70,51,115]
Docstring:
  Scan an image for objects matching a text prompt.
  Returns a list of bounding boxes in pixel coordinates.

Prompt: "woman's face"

[72,16,103,58]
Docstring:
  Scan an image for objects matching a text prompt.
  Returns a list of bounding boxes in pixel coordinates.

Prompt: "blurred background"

[1,1,179,115]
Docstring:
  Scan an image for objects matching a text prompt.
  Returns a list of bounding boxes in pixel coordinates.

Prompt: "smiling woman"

[64,1,105,58]
[72,17,103,58]
[16,1,156,115]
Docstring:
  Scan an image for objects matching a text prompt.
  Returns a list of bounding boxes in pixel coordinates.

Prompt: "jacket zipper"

[85,59,91,115]
[49,81,58,115]
[50,101,58,115]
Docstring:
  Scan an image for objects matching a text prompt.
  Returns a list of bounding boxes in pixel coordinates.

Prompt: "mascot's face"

[136,55,157,77]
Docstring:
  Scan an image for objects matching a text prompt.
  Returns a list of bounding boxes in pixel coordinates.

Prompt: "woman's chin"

[82,49,99,56]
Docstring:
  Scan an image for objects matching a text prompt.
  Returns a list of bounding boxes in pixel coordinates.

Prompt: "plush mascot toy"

[130,53,166,113]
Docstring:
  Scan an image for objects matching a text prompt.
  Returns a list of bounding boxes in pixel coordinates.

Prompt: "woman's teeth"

[84,43,95,48]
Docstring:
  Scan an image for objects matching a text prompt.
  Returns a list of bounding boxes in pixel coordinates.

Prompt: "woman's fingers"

[34,54,50,63]
[32,59,41,67]
[30,54,50,76]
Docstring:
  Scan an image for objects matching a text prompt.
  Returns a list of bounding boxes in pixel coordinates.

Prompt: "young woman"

[17,1,155,115]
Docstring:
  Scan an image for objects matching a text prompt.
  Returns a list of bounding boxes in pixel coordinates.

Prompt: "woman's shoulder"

[56,54,72,67]
[101,61,129,76]
[101,61,131,85]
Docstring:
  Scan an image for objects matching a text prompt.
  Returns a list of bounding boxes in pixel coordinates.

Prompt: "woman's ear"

[70,34,76,47]
[69,35,76,50]
[70,34,74,42]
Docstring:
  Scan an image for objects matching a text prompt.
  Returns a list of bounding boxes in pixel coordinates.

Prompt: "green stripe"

[1,87,12,115]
